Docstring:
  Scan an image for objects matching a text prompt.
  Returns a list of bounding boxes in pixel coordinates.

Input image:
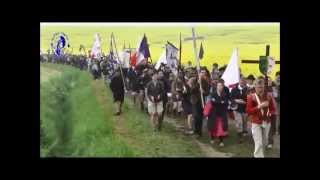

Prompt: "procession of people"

[40,44,280,158]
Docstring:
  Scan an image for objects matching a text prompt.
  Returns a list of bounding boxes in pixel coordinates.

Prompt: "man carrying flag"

[221,48,239,120]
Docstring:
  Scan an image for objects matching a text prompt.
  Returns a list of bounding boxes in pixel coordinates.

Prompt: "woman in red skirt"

[207,79,229,147]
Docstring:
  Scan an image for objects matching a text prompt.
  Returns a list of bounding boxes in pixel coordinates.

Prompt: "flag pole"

[263,45,270,118]
[149,56,153,64]
[111,32,127,91]
[147,41,152,64]
[191,27,205,108]
[179,32,182,72]
[129,44,132,66]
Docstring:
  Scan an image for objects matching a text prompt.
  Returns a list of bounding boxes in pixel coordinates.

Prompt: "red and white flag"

[130,34,150,66]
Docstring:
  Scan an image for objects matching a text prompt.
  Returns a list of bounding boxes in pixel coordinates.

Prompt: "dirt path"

[90,80,139,148]
[164,117,233,157]
[125,92,232,157]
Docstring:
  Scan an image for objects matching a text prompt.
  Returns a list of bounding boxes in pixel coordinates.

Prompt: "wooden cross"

[241,45,280,64]
[241,45,278,119]
[191,27,205,108]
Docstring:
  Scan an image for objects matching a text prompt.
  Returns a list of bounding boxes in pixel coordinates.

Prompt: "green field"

[40,23,280,78]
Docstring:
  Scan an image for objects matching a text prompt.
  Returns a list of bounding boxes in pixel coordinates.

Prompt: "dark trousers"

[268,114,277,144]
[192,102,203,136]
[92,70,99,79]
[158,99,167,131]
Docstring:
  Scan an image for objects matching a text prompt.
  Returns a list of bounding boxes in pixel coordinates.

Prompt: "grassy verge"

[40,63,133,157]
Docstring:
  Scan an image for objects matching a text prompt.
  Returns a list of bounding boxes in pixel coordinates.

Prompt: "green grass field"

[40,23,280,78]
[41,64,134,157]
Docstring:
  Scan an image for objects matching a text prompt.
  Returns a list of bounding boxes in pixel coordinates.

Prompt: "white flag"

[91,33,102,58]
[119,50,131,68]
[155,50,167,70]
[221,48,240,89]
[166,42,179,75]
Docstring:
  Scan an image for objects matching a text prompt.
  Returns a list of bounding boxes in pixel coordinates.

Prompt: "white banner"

[91,33,102,58]
[166,43,179,75]
[221,48,240,88]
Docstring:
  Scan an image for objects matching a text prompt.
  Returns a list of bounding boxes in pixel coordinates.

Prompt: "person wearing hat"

[230,76,248,143]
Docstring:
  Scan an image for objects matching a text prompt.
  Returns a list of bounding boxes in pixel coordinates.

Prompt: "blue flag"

[138,34,150,59]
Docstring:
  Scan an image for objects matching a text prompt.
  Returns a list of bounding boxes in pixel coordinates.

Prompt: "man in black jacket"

[110,68,125,116]
[146,72,164,132]
[230,77,248,143]
[157,70,171,131]
[189,77,203,137]
[127,66,139,104]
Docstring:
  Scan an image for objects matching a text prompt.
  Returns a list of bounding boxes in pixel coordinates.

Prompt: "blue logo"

[50,32,70,56]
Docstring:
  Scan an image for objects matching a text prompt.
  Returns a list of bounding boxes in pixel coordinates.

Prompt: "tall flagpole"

[179,32,182,73]
[111,32,127,91]
[191,27,204,108]
[148,42,152,64]
[129,44,131,66]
